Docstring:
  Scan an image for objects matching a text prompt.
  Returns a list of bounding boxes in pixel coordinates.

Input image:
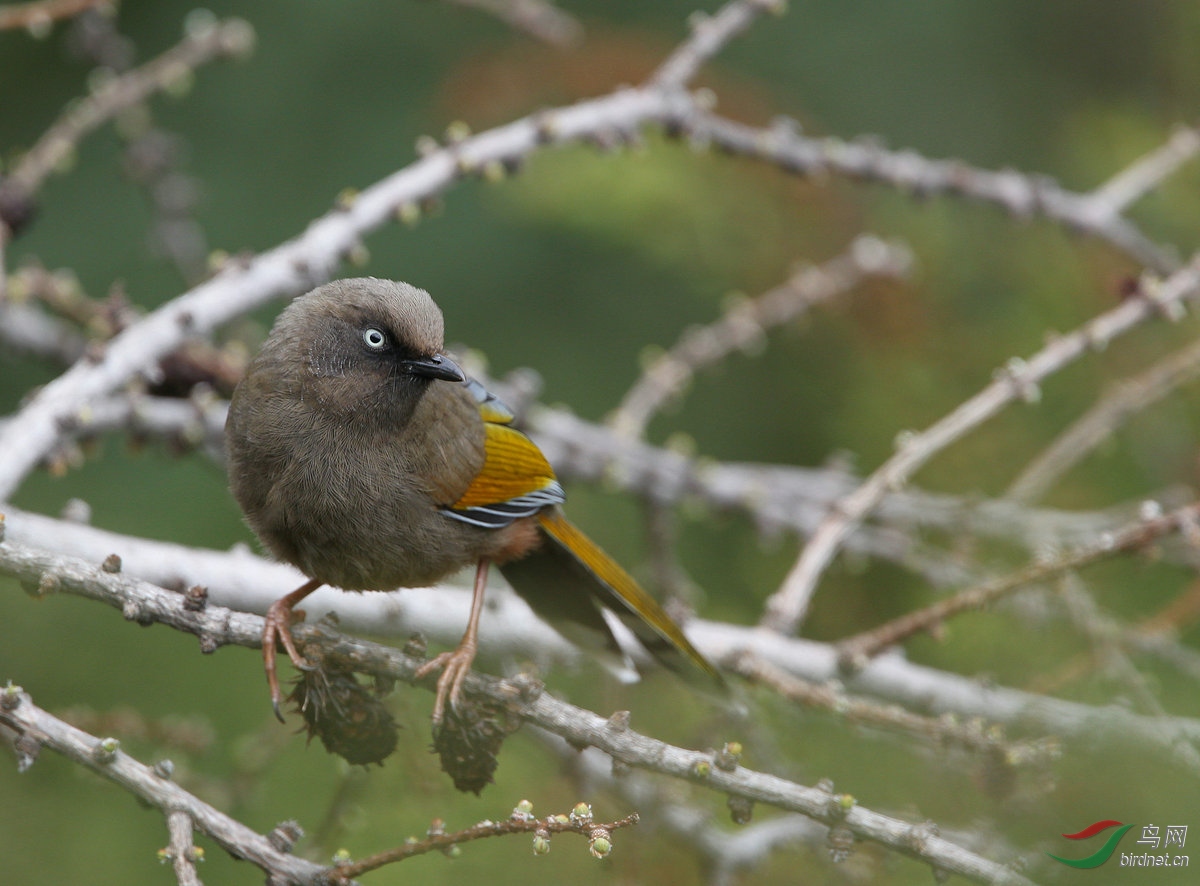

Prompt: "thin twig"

[1085,125,1200,220]
[649,0,780,90]
[1007,333,1200,504]
[760,254,1200,636]
[165,810,205,886]
[608,235,912,440]
[8,17,254,196]
[834,501,1200,669]
[328,809,639,881]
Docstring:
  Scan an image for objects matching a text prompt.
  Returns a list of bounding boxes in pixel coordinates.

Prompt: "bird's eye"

[362,327,387,350]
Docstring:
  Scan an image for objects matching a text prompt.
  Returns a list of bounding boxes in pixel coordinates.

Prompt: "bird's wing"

[441,379,565,529]
[450,380,727,693]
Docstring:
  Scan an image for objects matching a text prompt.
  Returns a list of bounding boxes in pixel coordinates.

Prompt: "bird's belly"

[246,451,479,590]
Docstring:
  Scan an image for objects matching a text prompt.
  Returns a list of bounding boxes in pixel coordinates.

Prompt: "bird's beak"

[402,353,466,383]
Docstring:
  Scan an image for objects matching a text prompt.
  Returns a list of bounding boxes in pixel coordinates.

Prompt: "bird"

[225,277,723,724]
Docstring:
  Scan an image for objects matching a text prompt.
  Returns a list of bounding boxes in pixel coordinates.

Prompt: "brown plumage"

[225,278,722,724]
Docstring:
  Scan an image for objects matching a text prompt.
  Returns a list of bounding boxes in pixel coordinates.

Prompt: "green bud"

[445,120,472,143]
[95,737,120,762]
[481,159,506,183]
[395,202,421,226]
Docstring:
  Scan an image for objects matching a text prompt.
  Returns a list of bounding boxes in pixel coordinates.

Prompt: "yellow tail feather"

[533,511,725,689]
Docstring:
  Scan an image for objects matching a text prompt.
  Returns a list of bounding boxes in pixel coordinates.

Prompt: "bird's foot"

[263,598,314,723]
[414,639,478,726]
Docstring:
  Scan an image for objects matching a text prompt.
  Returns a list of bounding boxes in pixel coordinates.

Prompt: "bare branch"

[0,89,709,500]
[0,505,585,669]
[686,618,1200,758]
[761,256,1200,635]
[3,525,1197,766]
[5,382,1165,593]
[684,111,1181,273]
[0,2,780,498]
[649,0,780,91]
[728,651,1060,767]
[165,810,205,886]
[0,536,1036,883]
[529,407,1146,567]
[546,734,831,882]
[525,699,1036,885]
[1084,125,1200,221]
[0,689,334,885]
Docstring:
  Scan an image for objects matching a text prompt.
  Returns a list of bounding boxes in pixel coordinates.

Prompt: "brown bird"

[225,278,723,724]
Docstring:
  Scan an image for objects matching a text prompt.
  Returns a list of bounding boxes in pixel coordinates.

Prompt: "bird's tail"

[497,511,725,692]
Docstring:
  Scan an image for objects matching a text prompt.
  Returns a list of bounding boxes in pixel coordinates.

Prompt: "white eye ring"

[363,327,387,350]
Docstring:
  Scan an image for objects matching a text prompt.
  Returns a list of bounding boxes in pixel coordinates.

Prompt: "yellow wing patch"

[452,421,558,510]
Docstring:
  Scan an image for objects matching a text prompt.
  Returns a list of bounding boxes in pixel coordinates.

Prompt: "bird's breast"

[232,380,492,591]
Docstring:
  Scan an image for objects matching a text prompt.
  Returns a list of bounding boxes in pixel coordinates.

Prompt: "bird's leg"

[263,577,323,722]
[415,557,489,725]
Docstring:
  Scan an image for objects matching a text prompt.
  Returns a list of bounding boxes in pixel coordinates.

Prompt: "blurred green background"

[4,1,1200,883]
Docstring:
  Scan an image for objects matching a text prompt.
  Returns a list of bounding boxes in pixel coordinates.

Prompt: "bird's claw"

[263,601,313,723]
[415,643,477,726]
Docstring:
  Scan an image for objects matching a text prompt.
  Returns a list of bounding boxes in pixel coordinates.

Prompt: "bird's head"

[267,277,466,419]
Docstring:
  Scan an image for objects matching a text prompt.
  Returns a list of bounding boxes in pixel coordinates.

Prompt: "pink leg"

[414,557,489,725]
[263,577,322,722]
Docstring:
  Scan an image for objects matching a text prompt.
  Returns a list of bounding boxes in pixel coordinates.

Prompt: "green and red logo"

[1048,820,1189,870]
[1047,820,1134,869]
